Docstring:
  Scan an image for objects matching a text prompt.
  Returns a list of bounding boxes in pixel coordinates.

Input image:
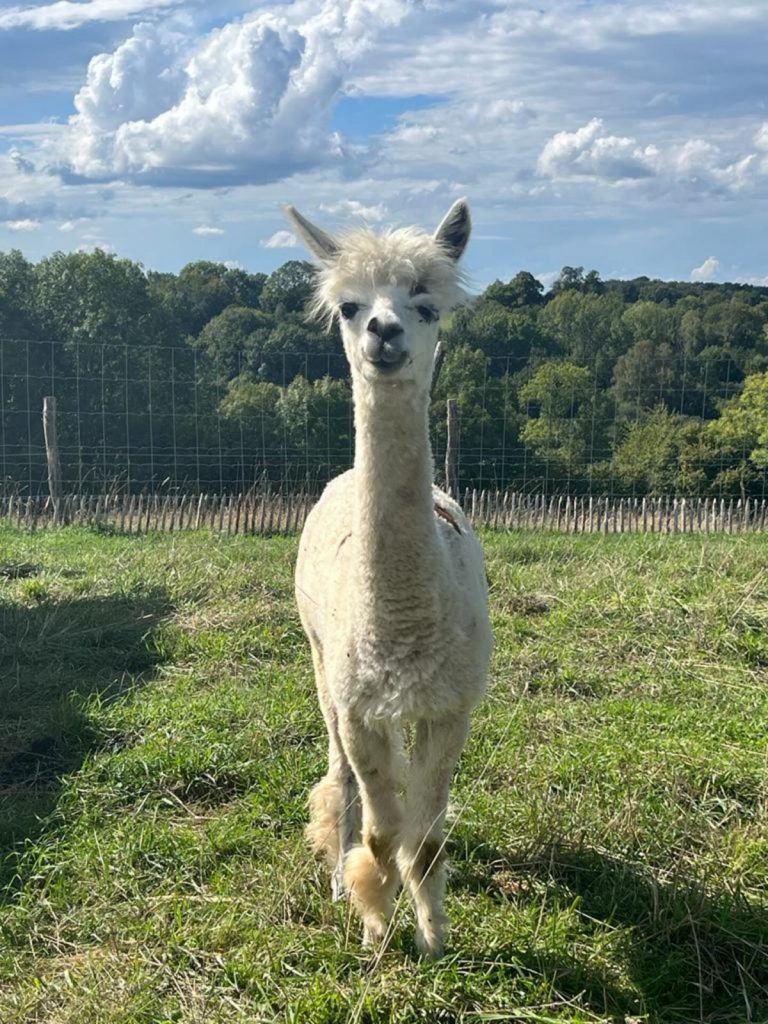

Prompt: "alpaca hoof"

[331,865,347,902]
[362,916,387,947]
[415,920,446,959]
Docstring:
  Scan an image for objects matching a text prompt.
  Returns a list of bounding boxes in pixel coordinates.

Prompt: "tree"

[612,405,707,495]
[708,371,768,496]
[550,266,604,296]
[519,362,598,485]
[430,345,493,459]
[259,261,316,315]
[149,262,267,340]
[538,290,627,382]
[197,306,273,381]
[278,376,353,486]
[0,250,38,337]
[444,302,543,364]
[483,271,545,308]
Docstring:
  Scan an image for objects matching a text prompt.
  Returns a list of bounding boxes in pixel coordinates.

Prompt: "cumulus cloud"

[9,147,35,174]
[57,1,412,187]
[537,119,658,181]
[0,0,182,32]
[320,199,386,221]
[7,219,41,231]
[691,256,720,282]
[262,230,298,248]
[193,224,224,236]
[536,118,763,194]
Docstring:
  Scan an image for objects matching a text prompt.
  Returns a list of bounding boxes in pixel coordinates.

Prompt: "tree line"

[0,248,766,496]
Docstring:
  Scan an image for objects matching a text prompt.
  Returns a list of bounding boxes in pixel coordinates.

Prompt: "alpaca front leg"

[331,765,361,901]
[398,714,470,958]
[306,644,361,899]
[338,714,402,946]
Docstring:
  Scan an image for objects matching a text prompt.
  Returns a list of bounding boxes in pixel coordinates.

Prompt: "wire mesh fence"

[1,334,766,506]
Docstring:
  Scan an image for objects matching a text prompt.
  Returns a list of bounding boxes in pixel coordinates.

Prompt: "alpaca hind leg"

[398,714,470,958]
[338,714,402,945]
[306,644,361,897]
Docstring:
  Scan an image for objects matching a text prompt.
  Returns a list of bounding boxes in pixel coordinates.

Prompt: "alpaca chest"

[329,612,488,726]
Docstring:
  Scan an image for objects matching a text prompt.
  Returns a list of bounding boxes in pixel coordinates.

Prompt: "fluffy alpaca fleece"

[289,199,493,957]
[308,227,468,326]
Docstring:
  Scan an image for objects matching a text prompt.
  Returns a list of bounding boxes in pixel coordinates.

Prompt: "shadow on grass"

[454,840,768,1022]
[0,589,173,886]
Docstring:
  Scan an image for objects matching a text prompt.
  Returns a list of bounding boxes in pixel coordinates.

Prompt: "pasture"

[0,524,766,1022]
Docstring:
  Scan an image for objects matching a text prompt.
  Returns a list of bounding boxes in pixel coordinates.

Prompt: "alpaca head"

[285,199,471,392]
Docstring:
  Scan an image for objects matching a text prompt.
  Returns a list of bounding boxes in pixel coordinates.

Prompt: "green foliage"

[1,248,768,495]
[550,265,605,295]
[35,249,157,348]
[612,405,708,495]
[197,306,274,379]
[149,261,267,339]
[520,362,597,476]
[483,271,545,308]
[259,260,316,314]
[0,249,37,336]
[708,371,768,495]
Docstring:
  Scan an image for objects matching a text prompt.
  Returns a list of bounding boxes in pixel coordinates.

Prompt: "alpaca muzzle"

[363,319,406,369]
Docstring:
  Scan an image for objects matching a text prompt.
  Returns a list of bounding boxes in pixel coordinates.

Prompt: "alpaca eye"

[340,302,360,320]
[417,305,438,323]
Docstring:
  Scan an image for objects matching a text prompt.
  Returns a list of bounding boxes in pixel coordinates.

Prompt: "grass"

[0,523,767,1023]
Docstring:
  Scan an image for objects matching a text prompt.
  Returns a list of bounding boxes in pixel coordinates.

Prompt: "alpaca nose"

[363,316,405,365]
[366,317,404,343]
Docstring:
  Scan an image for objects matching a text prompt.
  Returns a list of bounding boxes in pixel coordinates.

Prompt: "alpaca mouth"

[364,352,409,374]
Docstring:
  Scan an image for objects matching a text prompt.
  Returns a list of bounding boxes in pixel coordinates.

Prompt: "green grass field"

[0,524,767,1023]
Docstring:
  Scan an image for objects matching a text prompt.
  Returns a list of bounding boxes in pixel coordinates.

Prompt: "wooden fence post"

[42,396,63,524]
[445,398,459,498]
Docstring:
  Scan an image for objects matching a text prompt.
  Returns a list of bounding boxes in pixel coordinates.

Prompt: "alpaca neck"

[352,382,439,609]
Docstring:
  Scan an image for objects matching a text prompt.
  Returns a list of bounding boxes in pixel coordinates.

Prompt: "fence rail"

[1,490,767,535]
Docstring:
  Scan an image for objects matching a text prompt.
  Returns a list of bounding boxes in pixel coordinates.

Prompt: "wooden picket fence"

[1,490,767,535]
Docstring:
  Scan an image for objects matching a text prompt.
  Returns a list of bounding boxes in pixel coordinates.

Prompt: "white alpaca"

[287,199,493,958]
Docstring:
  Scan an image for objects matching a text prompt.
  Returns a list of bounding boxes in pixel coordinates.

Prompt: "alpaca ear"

[434,198,471,261]
[283,205,339,264]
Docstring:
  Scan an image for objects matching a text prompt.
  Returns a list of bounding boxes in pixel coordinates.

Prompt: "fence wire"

[0,335,764,500]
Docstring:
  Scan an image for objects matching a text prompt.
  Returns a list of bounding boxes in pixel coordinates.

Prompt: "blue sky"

[0,0,767,288]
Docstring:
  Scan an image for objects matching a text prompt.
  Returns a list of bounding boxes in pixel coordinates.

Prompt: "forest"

[0,247,767,497]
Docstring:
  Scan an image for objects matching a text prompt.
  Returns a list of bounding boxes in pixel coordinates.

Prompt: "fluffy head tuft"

[308,226,468,325]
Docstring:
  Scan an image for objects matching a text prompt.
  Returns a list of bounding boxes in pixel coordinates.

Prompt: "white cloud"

[9,147,35,174]
[58,1,412,186]
[5,0,768,282]
[0,124,67,139]
[536,271,560,290]
[193,225,224,236]
[262,230,298,248]
[58,220,77,231]
[320,199,387,221]
[77,240,115,253]
[537,119,658,181]
[6,219,41,231]
[0,0,182,32]
[691,256,720,282]
[535,119,763,194]
[223,260,243,270]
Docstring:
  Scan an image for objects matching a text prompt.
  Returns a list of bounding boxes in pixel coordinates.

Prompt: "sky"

[0,0,767,289]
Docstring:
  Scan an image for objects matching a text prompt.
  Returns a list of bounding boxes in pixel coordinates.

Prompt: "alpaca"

[287,199,493,958]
